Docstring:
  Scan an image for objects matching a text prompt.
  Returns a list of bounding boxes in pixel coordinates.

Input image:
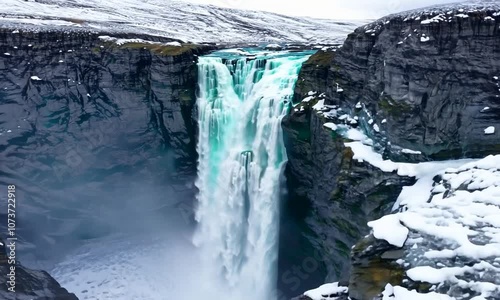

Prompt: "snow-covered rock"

[371,155,500,299]
[401,148,422,155]
[368,214,408,247]
[306,153,500,300]
[323,123,338,131]
[303,282,348,300]
[265,44,282,50]
[381,284,454,300]
[360,1,500,40]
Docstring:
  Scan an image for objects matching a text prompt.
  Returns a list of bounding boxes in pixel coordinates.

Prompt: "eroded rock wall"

[326,11,500,159]
[0,29,215,298]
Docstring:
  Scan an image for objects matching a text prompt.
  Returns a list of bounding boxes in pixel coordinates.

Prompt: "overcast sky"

[184,0,460,19]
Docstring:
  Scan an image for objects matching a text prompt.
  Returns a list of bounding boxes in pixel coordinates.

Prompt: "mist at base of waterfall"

[49,198,268,300]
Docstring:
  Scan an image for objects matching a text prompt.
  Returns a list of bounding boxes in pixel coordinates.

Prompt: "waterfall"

[194,50,312,299]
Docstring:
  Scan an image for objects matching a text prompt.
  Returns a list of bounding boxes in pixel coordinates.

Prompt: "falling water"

[194,49,312,299]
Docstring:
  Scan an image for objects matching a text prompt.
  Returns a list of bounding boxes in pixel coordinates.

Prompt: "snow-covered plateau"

[360,0,500,35]
[0,0,364,44]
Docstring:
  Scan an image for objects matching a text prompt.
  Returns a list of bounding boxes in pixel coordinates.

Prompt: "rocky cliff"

[0,237,78,299]
[0,30,214,179]
[323,3,500,159]
[0,29,215,298]
[285,2,500,299]
[281,60,415,296]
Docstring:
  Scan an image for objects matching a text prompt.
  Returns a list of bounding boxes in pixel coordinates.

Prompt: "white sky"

[183,0,460,19]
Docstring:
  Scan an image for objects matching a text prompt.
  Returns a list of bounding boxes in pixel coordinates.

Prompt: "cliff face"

[0,30,214,298]
[0,30,213,179]
[284,3,500,299]
[281,65,415,294]
[326,8,500,159]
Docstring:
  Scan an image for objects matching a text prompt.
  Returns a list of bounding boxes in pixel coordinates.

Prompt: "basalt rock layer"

[0,29,215,298]
[285,2,500,299]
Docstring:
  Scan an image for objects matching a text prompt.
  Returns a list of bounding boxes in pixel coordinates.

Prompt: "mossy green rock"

[349,234,405,300]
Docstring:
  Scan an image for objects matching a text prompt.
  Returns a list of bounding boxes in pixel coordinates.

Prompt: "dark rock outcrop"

[0,237,78,299]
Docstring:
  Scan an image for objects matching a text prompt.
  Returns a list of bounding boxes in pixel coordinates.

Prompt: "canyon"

[0,1,499,299]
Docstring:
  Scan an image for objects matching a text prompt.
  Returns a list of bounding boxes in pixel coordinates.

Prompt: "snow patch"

[323,123,338,131]
[304,282,348,300]
[336,84,344,93]
[98,35,180,47]
[484,126,495,135]
[166,41,182,47]
[312,100,325,111]
[401,148,422,155]
[382,284,453,300]
[0,0,364,44]
[368,214,408,247]
[302,96,314,103]
[265,44,281,50]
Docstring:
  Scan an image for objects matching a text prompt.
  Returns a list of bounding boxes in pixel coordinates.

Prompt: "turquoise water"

[194,49,313,299]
